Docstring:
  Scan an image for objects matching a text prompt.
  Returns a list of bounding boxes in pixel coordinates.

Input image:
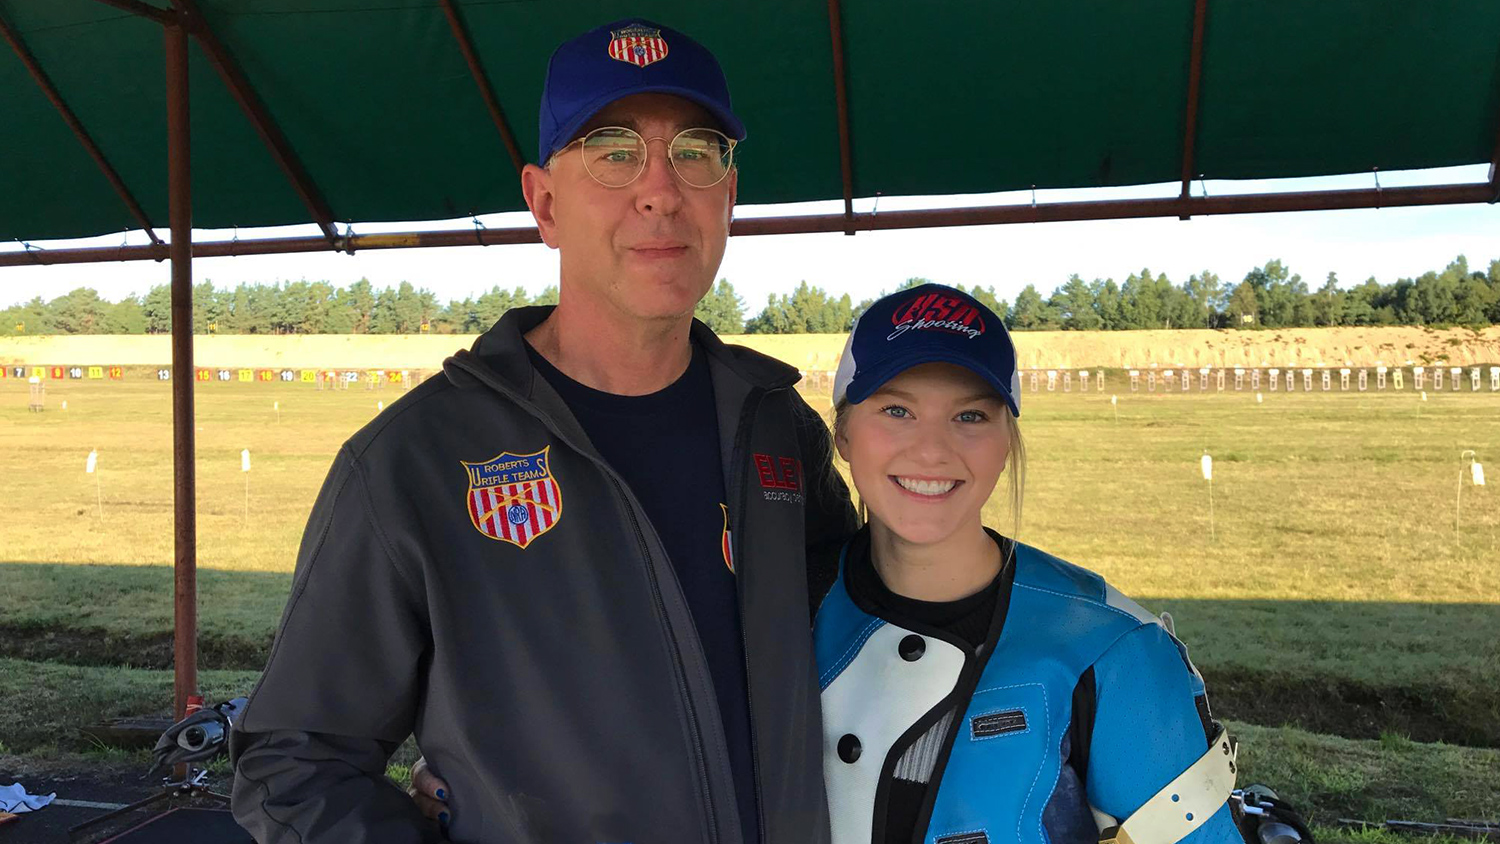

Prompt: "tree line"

[4,255,1497,337]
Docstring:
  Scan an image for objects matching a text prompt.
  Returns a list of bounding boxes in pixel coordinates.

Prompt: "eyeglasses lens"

[580,128,732,188]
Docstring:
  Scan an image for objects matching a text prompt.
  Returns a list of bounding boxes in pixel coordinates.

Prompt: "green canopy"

[4,0,1497,728]
[3,0,1498,244]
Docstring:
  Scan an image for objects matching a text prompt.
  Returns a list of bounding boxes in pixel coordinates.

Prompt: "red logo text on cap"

[888,292,985,341]
[608,24,669,68]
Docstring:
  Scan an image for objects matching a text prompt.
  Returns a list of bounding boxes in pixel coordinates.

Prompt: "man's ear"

[522,163,560,249]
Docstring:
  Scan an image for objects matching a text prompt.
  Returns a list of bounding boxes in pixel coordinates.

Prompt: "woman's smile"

[890,475,962,498]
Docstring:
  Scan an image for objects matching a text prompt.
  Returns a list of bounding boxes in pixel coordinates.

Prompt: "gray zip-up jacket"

[230,307,858,844]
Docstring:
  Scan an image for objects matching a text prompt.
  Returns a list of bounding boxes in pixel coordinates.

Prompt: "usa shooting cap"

[537,18,746,165]
[833,283,1021,417]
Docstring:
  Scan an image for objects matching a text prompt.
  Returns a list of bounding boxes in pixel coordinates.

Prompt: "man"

[230,18,857,844]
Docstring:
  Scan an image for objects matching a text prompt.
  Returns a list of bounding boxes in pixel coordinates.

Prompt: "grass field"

[1,366,1497,825]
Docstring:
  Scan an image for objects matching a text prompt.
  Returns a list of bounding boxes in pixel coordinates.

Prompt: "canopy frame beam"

[170,0,341,249]
[826,0,856,235]
[1,11,164,246]
[1489,104,1500,202]
[1178,0,1208,219]
[3,180,1490,268]
[93,0,177,25]
[438,0,526,178]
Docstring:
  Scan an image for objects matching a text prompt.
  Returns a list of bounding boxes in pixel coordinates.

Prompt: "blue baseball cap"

[537,19,746,165]
[833,283,1021,417]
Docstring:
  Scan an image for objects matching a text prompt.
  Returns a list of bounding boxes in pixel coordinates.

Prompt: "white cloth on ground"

[0,781,56,812]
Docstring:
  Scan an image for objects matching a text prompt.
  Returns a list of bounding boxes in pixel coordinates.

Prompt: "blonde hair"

[830,396,1026,552]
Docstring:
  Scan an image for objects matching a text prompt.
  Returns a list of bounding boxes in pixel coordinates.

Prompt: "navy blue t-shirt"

[526,342,759,844]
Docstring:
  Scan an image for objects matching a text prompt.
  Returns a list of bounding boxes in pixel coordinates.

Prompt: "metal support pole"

[1178,0,1208,219]
[91,0,178,24]
[437,0,526,178]
[166,22,198,724]
[171,0,340,247]
[826,0,856,235]
[1,181,1494,268]
[0,11,163,244]
[1489,108,1500,202]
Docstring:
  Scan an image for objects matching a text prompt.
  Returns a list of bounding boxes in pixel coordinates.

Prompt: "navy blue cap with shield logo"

[536,19,746,165]
[833,283,1021,417]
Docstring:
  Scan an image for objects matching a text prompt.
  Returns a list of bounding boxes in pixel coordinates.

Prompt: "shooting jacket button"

[837,733,862,764]
[899,634,926,661]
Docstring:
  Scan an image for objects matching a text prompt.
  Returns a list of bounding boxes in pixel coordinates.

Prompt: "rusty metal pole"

[0,182,1495,269]
[825,0,856,235]
[165,21,197,726]
[1177,0,1208,220]
[0,11,163,244]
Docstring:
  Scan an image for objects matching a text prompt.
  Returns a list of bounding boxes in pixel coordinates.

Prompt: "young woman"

[817,283,1240,844]
[410,283,1244,844]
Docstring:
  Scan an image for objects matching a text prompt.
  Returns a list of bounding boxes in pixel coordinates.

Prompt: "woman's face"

[836,362,1011,547]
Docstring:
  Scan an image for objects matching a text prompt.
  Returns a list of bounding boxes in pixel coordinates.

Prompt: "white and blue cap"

[833,283,1021,417]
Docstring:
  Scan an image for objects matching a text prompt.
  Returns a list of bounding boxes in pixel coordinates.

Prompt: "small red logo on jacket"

[754,453,801,490]
[753,453,805,504]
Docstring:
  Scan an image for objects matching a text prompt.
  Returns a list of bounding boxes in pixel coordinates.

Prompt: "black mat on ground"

[97,808,251,843]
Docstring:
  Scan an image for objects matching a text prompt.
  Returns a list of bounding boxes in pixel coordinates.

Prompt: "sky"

[2,164,1497,311]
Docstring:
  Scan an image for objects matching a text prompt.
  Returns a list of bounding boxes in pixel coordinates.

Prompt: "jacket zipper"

[450,356,722,844]
[731,387,768,844]
[611,473,721,844]
[899,546,1015,844]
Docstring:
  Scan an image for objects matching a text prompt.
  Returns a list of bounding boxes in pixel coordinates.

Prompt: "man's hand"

[407,757,451,826]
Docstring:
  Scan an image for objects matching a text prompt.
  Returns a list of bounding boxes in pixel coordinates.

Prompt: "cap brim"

[545,84,746,163]
[844,350,1020,418]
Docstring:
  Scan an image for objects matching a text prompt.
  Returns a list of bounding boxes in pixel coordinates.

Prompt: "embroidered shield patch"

[608,24,669,68]
[462,447,562,549]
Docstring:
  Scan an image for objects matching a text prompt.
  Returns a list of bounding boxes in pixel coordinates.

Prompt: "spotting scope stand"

[67,698,247,842]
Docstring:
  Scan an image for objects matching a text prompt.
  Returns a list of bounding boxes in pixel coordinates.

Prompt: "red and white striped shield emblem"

[462,447,563,549]
[608,24,669,68]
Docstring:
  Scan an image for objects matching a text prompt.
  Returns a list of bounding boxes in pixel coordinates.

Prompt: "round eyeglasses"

[556,126,737,189]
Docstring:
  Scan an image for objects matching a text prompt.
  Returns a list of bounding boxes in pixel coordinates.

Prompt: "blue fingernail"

[439,811,450,824]
[436,789,446,800]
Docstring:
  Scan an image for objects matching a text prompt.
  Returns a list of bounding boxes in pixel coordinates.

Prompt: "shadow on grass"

[2,564,1496,747]
[1142,596,1500,749]
[0,562,289,670]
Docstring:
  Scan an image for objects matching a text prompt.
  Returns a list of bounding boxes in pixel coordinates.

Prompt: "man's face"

[522,93,738,325]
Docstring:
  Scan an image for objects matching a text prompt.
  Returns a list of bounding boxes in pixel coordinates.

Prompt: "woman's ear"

[834,424,850,463]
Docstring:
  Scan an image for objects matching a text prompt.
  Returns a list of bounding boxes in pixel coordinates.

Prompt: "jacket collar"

[443,306,805,473]
[689,315,801,390]
[445,305,801,397]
